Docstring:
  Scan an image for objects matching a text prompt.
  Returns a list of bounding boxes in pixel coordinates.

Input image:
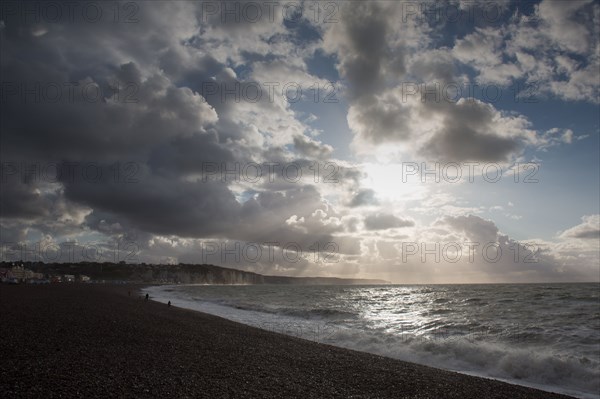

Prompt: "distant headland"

[0,261,391,285]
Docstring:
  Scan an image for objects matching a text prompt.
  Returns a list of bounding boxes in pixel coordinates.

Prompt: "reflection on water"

[146,283,600,399]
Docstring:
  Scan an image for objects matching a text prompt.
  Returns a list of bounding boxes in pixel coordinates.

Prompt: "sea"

[144,283,600,398]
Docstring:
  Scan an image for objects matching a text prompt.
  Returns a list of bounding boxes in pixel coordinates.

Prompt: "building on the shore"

[0,265,44,283]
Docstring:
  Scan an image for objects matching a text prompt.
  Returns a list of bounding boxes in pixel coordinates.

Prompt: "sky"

[0,0,599,283]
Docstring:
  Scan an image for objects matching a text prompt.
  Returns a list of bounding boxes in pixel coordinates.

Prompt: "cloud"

[364,213,414,230]
[0,0,342,262]
[348,189,379,207]
[560,215,600,240]
[335,1,596,161]
[408,49,458,84]
[453,0,600,102]
[386,214,600,283]
[322,1,400,99]
[438,214,500,244]
[349,91,536,163]
[1,1,597,283]
[454,27,521,86]
[293,135,333,159]
[320,2,550,163]
[347,94,413,144]
[419,98,533,162]
[0,179,51,220]
[536,0,595,55]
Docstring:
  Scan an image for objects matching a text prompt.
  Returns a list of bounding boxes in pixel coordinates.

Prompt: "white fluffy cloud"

[454,0,600,102]
[560,215,600,240]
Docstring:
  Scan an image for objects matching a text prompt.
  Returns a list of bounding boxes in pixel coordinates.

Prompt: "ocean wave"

[145,284,600,399]
[198,299,359,321]
[278,307,358,320]
[330,328,600,398]
[423,308,453,315]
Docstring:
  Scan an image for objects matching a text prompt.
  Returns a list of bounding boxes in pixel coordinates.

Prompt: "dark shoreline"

[0,284,576,398]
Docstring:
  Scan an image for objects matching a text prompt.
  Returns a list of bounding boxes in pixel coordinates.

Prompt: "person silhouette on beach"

[168,301,171,307]
[145,293,149,301]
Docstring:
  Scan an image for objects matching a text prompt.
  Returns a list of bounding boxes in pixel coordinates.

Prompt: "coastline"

[1,284,577,398]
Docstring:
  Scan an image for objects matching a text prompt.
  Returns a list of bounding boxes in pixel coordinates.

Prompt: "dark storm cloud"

[325,1,402,99]
[0,172,92,238]
[0,220,28,243]
[420,99,523,162]
[230,185,341,252]
[0,0,342,252]
[60,167,241,238]
[148,133,235,177]
[0,178,51,219]
[1,67,219,163]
